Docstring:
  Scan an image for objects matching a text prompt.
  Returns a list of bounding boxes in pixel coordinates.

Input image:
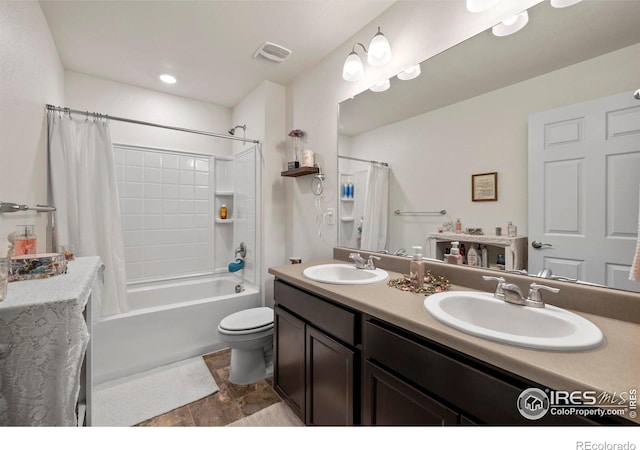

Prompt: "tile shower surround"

[114,145,214,281]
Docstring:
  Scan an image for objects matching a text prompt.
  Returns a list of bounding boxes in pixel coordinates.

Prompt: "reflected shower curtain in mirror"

[48,112,128,317]
[360,163,389,251]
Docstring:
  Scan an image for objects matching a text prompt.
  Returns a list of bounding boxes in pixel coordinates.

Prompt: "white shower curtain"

[48,112,128,317]
[360,163,389,252]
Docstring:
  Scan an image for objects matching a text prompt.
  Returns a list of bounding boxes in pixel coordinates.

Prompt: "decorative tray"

[9,253,68,282]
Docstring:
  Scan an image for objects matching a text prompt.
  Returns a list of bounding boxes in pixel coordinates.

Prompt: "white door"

[528,90,640,292]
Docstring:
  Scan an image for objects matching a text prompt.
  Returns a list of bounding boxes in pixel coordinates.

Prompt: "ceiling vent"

[253,42,292,64]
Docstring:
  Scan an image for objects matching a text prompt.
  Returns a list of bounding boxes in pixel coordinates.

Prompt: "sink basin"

[302,264,388,285]
[424,291,604,351]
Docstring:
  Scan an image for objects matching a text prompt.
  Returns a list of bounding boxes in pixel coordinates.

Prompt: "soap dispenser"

[410,246,426,288]
[447,242,463,265]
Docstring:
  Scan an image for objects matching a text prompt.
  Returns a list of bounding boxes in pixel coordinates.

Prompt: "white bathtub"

[92,276,260,384]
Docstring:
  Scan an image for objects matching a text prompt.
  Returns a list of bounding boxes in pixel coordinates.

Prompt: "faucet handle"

[482,275,507,299]
[366,255,381,269]
[482,275,506,285]
[528,282,560,303]
[348,252,361,260]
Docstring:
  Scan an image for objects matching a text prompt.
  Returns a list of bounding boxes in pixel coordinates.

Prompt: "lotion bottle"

[467,244,479,267]
[481,245,488,268]
[447,241,463,265]
[409,246,426,288]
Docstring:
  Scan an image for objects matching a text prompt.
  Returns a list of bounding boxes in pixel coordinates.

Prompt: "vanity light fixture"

[369,79,390,93]
[342,26,392,81]
[397,64,421,81]
[550,0,583,8]
[492,10,529,37]
[466,0,501,13]
[159,74,177,84]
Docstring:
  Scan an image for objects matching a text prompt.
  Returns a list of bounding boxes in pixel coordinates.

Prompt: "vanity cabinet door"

[305,326,355,426]
[363,361,459,426]
[274,306,306,422]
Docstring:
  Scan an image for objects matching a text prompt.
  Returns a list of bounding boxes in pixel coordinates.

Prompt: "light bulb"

[367,28,392,66]
[159,74,177,84]
[369,79,390,93]
[492,10,529,37]
[342,51,364,81]
[397,64,421,81]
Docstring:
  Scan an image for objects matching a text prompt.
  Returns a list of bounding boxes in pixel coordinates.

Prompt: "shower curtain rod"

[338,155,388,167]
[46,104,260,144]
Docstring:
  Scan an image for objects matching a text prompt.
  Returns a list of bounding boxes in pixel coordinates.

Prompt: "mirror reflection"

[337,0,640,292]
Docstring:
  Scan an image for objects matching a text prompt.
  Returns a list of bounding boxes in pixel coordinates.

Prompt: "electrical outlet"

[327,208,335,225]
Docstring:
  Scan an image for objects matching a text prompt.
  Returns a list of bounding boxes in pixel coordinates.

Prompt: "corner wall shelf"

[215,218,234,223]
[281,167,319,177]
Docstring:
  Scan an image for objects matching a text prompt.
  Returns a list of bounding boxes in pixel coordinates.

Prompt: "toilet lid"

[219,307,274,331]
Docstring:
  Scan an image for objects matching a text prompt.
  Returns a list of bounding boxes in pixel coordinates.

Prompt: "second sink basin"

[424,291,604,351]
[303,264,388,285]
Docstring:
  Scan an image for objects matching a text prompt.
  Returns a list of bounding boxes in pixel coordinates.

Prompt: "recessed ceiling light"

[159,74,177,84]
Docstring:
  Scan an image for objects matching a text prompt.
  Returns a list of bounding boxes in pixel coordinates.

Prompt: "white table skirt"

[0,257,103,426]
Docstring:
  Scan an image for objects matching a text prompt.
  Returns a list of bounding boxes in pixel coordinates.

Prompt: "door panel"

[529,91,640,291]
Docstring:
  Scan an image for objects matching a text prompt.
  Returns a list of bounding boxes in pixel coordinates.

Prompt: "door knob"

[531,240,552,249]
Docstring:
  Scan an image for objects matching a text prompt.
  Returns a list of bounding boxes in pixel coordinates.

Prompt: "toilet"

[217,306,274,385]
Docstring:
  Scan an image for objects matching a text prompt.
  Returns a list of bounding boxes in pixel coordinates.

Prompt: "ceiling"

[39,0,395,108]
[339,0,640,136]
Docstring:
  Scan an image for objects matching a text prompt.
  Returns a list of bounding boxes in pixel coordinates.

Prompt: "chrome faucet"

[348,253,367,269]
[482,276,559,308]
[365,255,381,270]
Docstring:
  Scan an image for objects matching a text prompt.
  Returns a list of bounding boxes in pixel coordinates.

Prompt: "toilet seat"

[218,307,274,335]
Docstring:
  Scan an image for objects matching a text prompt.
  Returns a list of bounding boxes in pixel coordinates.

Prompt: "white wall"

[64,71,232,156]
[0,1,64,252]
[345,44,640,252]
[233,81,287,307]
[286,0,543,262]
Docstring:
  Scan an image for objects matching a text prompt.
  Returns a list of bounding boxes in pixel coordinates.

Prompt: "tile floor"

[136,349,283,426]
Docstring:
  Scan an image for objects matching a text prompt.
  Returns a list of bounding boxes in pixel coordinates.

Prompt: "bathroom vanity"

[269,252,639,426]
[0,257,103,426]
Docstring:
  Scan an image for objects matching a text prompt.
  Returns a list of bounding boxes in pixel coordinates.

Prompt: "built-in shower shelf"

[215,191,233,196]
[215,218,234,223]
[340,198,354,202]
[340,217,354,222]
[281,167,319,177]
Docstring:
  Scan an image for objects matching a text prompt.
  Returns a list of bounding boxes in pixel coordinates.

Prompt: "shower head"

[228,124,246,135]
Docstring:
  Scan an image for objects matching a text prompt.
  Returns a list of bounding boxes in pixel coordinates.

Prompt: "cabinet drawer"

[364,319,596,425]
[274,280,357,346]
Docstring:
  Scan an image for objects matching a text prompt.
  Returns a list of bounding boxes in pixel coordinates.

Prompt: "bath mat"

[227,402,303,427]
[92,357,218,427]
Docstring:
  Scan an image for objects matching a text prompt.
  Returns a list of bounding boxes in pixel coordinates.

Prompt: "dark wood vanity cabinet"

[273,280,358,426]
[274,279,630,426]
[362,317,611,426]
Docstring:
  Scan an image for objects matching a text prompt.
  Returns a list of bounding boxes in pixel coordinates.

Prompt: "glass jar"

[15,225,37,256]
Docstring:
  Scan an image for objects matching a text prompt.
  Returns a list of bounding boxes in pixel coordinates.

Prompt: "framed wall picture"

[472,172,498,202]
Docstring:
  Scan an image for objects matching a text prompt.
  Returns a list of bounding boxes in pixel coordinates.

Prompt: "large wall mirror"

[337,0,640,292]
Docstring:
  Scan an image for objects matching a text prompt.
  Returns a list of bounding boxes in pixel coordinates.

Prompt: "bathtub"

[92,275,260,384]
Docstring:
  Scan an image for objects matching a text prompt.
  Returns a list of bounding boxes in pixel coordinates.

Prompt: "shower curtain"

[48,112,128,317]
[360,163,389,252]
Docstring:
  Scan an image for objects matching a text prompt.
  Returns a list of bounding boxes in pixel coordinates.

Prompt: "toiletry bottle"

[455,218,462,234]
[467,244,479,267]
[348,178,353,198]
[481,245,488,268]
[342,180,348,198]
[220,204,227,220]
[447,242,463,265]
[459,243,466,264]
[507,221,517,237]
[15,225,37,256]
[410,246,425,288]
